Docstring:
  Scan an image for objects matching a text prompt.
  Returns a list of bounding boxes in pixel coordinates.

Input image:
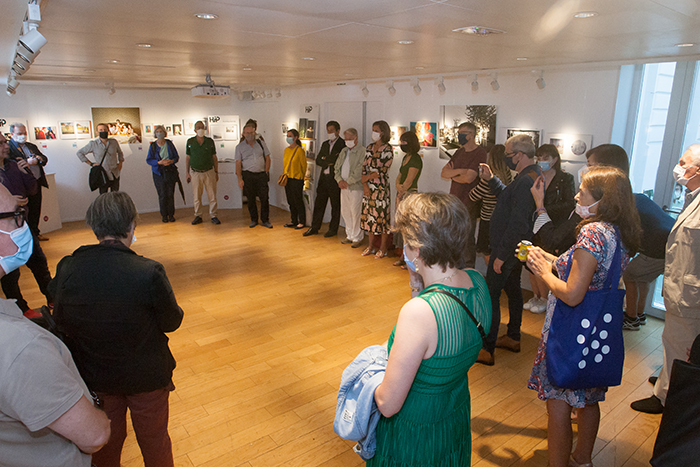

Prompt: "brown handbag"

[278,147,298,186]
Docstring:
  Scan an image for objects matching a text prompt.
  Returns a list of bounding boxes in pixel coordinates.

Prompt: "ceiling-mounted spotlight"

[266,90,273,98]
[276,88,282,98]
[11,61,28,76]
[412,78,421,95]
[536,70,546,90]
[387,80,396,96]
[471,75,479,92]
[435,76,446,94]
[490,73,500,91]
[7,76,19,92]
[361,81,369,97]
[18,28,47,56]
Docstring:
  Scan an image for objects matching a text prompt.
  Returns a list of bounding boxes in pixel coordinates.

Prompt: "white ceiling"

[3,0,700,92]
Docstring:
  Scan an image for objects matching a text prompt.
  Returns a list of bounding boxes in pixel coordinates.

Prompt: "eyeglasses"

[0,208,26,228]
[505,151,517,157]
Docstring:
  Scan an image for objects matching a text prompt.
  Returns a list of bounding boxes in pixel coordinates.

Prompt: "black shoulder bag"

[89,142,110,191]
[422,286,486,344]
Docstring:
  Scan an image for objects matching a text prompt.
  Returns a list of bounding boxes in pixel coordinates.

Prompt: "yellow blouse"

[283,145,307,180]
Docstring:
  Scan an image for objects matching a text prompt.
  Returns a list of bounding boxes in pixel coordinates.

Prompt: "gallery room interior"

[2,0,700,465]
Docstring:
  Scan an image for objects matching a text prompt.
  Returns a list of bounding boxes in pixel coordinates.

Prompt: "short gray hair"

[86,192,139,239]
[506,134,536,159]
[345,128,358,137]
[687,144,700,166]
[9,123,25,133]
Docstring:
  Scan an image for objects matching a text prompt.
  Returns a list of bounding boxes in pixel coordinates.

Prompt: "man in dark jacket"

[8,123,49,239]
[304,121,346,237]
[50,192,183,467]
[476,134,540,365]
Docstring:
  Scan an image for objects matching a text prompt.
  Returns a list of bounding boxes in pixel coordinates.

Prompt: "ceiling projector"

[191,74,230,98]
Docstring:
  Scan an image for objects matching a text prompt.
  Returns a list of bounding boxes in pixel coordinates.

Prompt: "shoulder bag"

[546,229,625,389]
[88,143,110,191]
[278,147,298,187]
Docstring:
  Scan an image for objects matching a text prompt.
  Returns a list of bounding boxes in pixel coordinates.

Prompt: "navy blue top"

[146,140,180,176]
[635,193,674,259]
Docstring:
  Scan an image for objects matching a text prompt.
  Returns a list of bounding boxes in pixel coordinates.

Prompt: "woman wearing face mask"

[361,120,394,259]
[146,125,180,223]
[370,192,491,467]
[525,144,576,313]
[281,129,307,229]
[393,131,423,268]
[525,166,640,467]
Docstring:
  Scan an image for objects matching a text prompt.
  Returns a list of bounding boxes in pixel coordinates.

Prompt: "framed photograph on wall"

[75,120,92,139]
[34,126,57,140]
[390,125,409,145]
[59,121,76,140]
[172,124,182,136]
[410,121,438,147]
[143,123,154,138]
[548,133,593,162]
[183,118,208,136]
[91,107,142,144]
[507,129,541,148]
[439,105,497,157]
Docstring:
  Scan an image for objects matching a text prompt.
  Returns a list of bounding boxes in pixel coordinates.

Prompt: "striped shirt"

[469,170,513,221]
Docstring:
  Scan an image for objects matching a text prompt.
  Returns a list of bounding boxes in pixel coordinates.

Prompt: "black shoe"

[303,228,319,237]
[631,395,664,414]
[324,231,337,238]
[294,224,306,230]
[284,223,296,228]
[649,375,658,385]
[262,222,273,229]
[249,221,258,228]
[162,217,169,223]
[211,217,221,225]
[191,216,203,225]
[168,216,176,222]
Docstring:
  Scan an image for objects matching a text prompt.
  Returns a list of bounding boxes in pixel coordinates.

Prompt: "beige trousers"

[191,169,218,218]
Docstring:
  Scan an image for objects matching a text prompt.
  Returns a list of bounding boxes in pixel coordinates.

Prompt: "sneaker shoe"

[211,217,221,225]
[530,298,547,314]
[523,297,537,310]
[168,216,176,222]
[340,238,353,244]
[623,314,640,331]
[638,312,647,325]
[249,221,258,228]
[262,222,273,229]
[630,395,663,414]
[191,216,203,225]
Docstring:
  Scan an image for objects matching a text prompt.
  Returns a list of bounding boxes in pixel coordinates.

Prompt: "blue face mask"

[458,133,469,145]
[403,249,418,272]
[538,160,551,172]
[286,137,294,145]
[0,223,33,274]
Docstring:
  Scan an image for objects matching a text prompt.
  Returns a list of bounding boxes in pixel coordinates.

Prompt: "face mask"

[14,135,27,144]
[155,132,165,139]
[400,144,410,153]
[458,133,469,145]
[0,223,33,274]
[575,199,600,219]
[371,131,381,142]
[99,131,109,139]
[673,164,697,186]
[346,140,356,149]
[286,136,294,145]
[537,160,551,172]
[196,129,205,137]
[505,153,518,170]
[244,133,255,142]
[403,248,418,273]
[328,132,336,141]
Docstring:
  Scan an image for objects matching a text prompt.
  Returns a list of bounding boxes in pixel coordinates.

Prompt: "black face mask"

[400,144,410,153]
[99,131,109,139]
[505,153,518,170]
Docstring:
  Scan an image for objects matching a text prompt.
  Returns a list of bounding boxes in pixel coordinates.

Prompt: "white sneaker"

[530,297,547,314]
[523,297,538,310]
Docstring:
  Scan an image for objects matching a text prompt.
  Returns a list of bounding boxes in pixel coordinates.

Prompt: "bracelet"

[535,207,547,214]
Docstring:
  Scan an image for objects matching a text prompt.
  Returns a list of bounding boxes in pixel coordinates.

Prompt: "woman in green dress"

[371,192,492,466]
[393,131,423,268]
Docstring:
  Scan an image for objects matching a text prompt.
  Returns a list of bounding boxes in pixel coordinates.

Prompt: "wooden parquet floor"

[19,205,664,466]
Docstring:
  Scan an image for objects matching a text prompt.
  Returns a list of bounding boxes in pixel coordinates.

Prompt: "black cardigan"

[50,242,183,395]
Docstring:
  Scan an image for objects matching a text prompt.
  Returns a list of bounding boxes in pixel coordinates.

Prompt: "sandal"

[374,250,387,259]
[393,259,405,267]
[361,247,376,257]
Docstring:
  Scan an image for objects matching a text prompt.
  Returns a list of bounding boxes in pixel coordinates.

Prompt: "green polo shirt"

[186,136,216,171]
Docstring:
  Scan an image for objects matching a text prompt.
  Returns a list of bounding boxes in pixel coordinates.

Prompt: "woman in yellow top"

[283,129,308,229]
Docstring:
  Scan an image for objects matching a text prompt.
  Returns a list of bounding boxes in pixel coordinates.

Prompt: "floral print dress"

[527,222,630,407]
[361,142,393,234]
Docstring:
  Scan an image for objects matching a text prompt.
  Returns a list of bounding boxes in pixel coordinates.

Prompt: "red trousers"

[92,387,174,467]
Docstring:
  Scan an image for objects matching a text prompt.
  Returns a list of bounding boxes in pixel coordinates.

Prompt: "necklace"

[431,269,459,285]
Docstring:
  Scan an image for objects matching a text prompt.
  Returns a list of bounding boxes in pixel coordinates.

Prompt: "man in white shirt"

[76,123,124,193]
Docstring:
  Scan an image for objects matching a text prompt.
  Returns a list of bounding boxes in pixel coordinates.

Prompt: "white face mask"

[673,164,697,186]
[346,140,356,149]
[575,199,600,219]
[328,132,337,141]
[13,135,27,144]
[371,131,381,142]
[196,129,205,137]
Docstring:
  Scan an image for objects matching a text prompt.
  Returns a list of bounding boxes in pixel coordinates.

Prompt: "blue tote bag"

[546,230,625,390]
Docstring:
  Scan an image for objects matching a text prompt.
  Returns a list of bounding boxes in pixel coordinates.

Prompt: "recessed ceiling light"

[452,26,505,36]
[574,11,598,18]
[194,13,218,20]
[106,59,119,64]
[302,57,315,61]
[137,43,152,48]
[676,43,695,47]
[415,66,425,70]
[243,67,252,71]
[398,40,414,45]
[516,57,528,61]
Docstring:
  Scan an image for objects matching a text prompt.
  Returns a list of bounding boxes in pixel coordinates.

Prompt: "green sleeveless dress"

[367,270,491,466]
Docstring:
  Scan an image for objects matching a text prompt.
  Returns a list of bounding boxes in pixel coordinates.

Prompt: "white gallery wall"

[0,65,620,224]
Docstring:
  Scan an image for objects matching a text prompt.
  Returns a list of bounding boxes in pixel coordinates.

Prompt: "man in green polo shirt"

[186,121,220,225]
